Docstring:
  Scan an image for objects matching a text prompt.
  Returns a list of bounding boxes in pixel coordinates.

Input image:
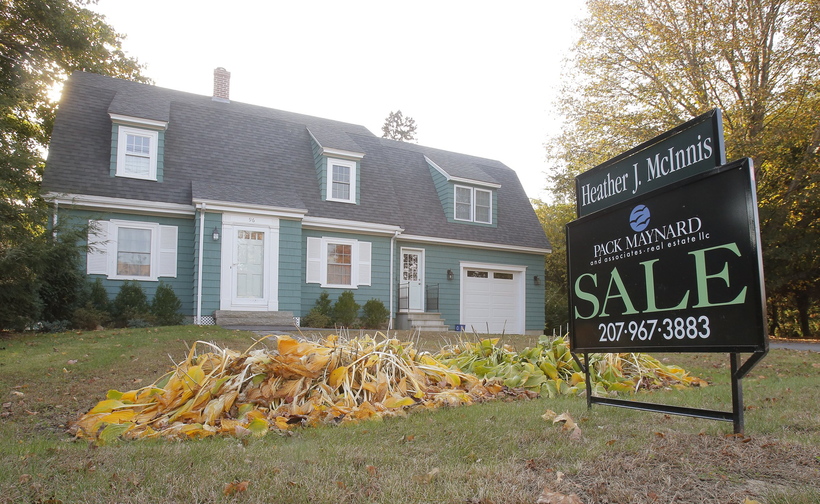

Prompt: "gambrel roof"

[43,72,550,251]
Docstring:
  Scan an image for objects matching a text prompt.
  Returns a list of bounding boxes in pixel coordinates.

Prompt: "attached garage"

[460,263,526,334]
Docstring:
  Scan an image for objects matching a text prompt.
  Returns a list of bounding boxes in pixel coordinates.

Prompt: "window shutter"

[158,225,178,277]
[306,237,322,284]
[86,220,109,275]
[357,241,372,286]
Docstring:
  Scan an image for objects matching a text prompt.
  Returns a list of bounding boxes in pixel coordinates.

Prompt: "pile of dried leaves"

[71,334,706,443]
[71,334,536,442]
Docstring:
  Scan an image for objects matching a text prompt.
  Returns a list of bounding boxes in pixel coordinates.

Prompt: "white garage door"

[461,267,524,334]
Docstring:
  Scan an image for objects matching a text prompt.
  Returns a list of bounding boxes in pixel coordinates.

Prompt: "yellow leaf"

[328,366,348,389]
[88,399,125,414]
[100,409,136,424]
[248,417,269,437]
[383,395,415,408]
[541,409,557,421]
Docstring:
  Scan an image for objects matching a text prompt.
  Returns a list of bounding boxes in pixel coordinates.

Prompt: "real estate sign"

[575,109,726,217]
[567,159,767,354]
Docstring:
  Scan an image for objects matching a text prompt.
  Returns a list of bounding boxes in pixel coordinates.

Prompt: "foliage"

[332,290,361,327]
[0,0,148,248]
[71,334,526,441]
[533,199,575,330]
[151,282,184,326]
[313,290,332,317]
[361,298,389,329]
[0,239,43,331]
[548,0,820,337]
[71,333,709,442]
[436,335,706,398]
[381,110,417,142]
[111,281,150,327]
[0,223,86,331]
[37,226,87,323]
[88,277,110,313]
[302,291,334,328]
[302,308,332,328]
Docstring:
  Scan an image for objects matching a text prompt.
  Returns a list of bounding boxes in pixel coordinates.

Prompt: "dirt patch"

[549,431,820,503]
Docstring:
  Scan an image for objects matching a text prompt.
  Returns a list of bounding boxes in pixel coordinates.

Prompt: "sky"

[88,0,587,202]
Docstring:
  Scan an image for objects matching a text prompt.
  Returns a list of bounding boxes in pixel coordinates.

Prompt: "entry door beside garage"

[461,265,525,334]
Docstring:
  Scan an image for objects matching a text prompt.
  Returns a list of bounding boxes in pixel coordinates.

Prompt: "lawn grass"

[1,326,818,503]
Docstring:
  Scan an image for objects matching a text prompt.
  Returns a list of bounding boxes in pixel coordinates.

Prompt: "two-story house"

[42,69,551,334]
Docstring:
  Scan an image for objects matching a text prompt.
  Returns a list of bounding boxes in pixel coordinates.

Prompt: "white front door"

[233,229,265,305]
[220,213,279,311]
[401,248,424,312]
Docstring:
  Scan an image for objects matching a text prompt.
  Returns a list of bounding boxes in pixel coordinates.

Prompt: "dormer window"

[117,126,158,180]
[327,158,357,204]
[109,114,167,182]
[454,185,493,224]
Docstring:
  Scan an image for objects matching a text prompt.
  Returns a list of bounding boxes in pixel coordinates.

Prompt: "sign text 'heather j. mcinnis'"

[575,109,726,217]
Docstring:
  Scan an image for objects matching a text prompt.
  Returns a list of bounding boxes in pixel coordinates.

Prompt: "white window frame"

[306,236,371,288]
[116,126,159,181]
[474,188,492,224]
[326,158,357,204]
[454,185,493,224]
[87,219,177,281]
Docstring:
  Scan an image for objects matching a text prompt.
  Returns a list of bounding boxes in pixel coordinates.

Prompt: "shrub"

[88,278,110,313]
[111,281,151,327]
[38,227,86,324]
[314,291,332,317]
[151,282,184,326]
[71,303,110,330]
[302,307,332,328]
[332,291,360,327]
[361,299,389,329]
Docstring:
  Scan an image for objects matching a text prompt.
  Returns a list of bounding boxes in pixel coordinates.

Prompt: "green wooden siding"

[194,211,222,316]
[62,208,196,317]
[278,219,303,313]
[300,229,392,318]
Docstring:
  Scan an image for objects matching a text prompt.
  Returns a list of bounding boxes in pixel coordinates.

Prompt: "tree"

[547,0,820,337]
[0,0,148,246]
[381,110,418,142]
[533,199,575,332]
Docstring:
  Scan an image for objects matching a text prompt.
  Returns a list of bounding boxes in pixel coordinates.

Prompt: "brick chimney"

[213,67,231,102]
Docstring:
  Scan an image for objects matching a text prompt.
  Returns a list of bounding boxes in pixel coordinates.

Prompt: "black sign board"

[575,109,726,217]
[567,158,767,354]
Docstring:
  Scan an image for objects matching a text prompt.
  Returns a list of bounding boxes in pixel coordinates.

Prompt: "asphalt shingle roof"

[43,72,550,251]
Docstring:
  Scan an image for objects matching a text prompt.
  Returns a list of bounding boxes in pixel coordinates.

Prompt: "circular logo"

[629,204,651,232]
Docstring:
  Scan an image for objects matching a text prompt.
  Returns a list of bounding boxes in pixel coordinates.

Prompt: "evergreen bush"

[361,299,389,329]
[302,307,332,328]
[151,282,184,326]
[332,291,360,327]
[111,281,151,327]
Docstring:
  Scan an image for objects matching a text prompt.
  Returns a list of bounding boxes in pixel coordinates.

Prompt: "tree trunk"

[794,290,811,339]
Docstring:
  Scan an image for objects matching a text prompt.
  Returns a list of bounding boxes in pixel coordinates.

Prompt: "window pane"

[475,190,491,223]
[126,134,151,154]
[117,227,151,276]
[327,243,352,285]
[331,165,351,200]
[455,187,472,220]
[124,154,150,176]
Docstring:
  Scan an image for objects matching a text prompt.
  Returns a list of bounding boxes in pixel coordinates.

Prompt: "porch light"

[212,226,220,241]
[534,275,540,285]
[447,269,454,281]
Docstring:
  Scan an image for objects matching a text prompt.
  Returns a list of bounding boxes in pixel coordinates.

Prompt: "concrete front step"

[214,310,296,328]
[396,312,450,332]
